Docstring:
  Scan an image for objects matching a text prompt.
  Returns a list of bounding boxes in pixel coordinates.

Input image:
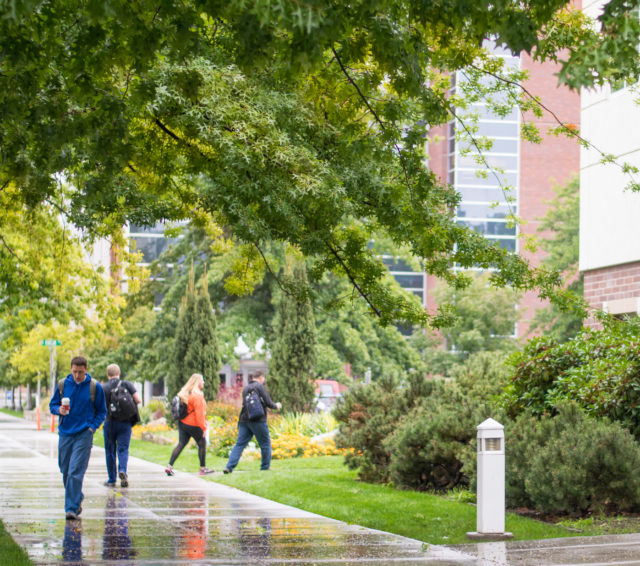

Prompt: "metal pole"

[36,373,41,431]
[49,346,57,433]
[49,346,56,394]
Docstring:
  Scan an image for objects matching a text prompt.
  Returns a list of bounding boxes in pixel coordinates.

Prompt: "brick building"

[425,45,580,339]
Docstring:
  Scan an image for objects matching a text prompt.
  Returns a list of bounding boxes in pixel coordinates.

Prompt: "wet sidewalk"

[4,413,640,565]
[0,413,473,565]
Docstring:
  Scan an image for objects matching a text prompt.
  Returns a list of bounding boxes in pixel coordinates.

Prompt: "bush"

[386,393,478,491]
[207,400,239,422]
[502,318,640,437]
[386,357,507,492]
[506,402,640,515]
[270,412,338,438]
[334,372,432,482]
[335,351,510,487]
[208,420,238,457]
[138,399,166,425]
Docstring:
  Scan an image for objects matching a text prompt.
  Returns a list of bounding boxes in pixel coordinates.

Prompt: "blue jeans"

[103,420,132,483]
[226,421,272,471]
[58,428,94,514]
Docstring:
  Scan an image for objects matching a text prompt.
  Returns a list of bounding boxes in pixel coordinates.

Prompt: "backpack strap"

[59,378,96,403]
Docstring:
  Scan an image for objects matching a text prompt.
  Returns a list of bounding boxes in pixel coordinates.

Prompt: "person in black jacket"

[223,371,281,473]
[102,364,141,488]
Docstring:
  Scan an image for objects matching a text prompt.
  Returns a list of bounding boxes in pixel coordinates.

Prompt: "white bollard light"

[466,418,513,540]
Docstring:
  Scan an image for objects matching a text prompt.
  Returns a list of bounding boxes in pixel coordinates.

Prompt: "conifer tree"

[171,267,220,401]
[269,261,317,413]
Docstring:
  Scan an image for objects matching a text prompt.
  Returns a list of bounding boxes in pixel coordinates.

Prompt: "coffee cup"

[61,398,70,413]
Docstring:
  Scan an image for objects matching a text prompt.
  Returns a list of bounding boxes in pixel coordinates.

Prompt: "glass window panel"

[458,220,516,236]
[130,237,170,262]
[382,257,415,272]
[487,238,517,252]
[460,139,518,154]
[488,139,518,153]
[129,223,167,235]
[457,154,518,170]
[457,203,516,219]
[393,274,425,288]
[412,290,424,300]
[458,187,511,202]
[469,104,518,121]
[457,170,517,187]
[477,121,519,137]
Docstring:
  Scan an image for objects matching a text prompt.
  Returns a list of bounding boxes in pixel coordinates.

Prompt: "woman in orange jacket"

[165,373,214,476]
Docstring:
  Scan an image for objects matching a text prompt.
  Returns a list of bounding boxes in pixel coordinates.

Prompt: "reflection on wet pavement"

[11,413,640,565]
[103,492,136,562]
[0,414,474,564]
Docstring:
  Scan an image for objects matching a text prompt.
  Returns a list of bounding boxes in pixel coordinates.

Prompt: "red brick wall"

[583,262,640,328]
[516,54,580,338]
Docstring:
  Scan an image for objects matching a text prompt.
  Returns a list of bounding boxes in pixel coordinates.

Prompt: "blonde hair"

[106,364,120,378]
[178,373,204,403]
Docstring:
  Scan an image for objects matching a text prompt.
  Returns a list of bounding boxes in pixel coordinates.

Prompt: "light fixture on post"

[467,418,513,541]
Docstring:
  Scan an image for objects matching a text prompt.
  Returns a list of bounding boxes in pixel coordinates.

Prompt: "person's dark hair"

[249,371,264,382]
[70,356,88,368]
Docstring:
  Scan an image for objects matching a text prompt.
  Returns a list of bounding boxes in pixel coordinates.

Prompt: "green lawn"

[0,408,24,418]
[114,436,584,545]
[0,520,32,566]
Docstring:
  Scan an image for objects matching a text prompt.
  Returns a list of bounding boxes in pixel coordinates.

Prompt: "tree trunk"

[26,383,33,410]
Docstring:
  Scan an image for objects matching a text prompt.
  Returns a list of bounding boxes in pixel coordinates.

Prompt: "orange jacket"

[181,392,207,431]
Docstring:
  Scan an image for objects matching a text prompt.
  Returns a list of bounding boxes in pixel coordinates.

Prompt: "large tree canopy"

[2,0,636,325]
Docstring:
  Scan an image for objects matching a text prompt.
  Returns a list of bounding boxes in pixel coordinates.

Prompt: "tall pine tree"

[269,261,317,413]
[171,267,220,401]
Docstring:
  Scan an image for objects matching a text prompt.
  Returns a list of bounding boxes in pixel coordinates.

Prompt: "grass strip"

[0,519,33,566]
[112,436,581,545]
[0,408,25,418]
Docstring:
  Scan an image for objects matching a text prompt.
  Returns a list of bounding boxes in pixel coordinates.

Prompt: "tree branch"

[468,62,640,184]
[326,241,382,317]
[331,45,415,204]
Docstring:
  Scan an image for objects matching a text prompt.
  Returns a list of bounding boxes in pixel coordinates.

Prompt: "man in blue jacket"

[50,356,107,520]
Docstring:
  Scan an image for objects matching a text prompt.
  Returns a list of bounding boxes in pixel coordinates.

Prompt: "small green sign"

[42,339,61,346]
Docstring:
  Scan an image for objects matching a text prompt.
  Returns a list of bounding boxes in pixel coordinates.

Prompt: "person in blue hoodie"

[50,356,107,520]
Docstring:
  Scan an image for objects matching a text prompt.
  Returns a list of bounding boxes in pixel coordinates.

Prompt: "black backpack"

[246,389,265,421]
[108,380,138,421]
[170,395,189,421]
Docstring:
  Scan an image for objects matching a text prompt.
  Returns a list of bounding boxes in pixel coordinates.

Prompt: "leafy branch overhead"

[2,1,638,324]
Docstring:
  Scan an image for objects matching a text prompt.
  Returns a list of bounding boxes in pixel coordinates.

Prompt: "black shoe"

[65,511,79,520]
[104,481,116,487]
[223,468,231,474]
[119,471,128,488]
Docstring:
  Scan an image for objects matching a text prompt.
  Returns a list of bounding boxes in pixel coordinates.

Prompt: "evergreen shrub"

[387,352,509,491]
[334,372,431,482]
[506,402,640,515]
[335,351,509,487]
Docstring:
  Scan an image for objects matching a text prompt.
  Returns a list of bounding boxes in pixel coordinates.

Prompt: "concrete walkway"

[3,413,640,565]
